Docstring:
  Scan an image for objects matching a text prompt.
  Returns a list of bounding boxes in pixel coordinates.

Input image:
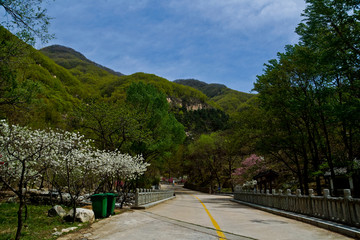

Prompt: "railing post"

[142,189,145,204]
[135,188,139,207]
[296,189,302,213]
[308,189,314,216]
[343,189,352,225]
[285,189,291,211]
[309,189,314,196]
[323,189,330,219]
[278,189,283,210]
[145,189,150,203]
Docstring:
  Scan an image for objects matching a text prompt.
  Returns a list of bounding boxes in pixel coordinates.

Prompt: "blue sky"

[40,0,306,93]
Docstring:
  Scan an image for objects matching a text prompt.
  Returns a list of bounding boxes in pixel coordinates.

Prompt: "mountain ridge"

[41,45,124,77]
[40,44,214,110]
[40,43,255,115]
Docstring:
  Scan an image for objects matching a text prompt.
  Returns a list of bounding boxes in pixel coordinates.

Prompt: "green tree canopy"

[126,82,186,163]
[1,0,53,45]
[71,99,149,152]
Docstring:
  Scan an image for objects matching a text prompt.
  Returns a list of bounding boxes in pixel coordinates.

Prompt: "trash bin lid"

[106,193,116,196]
[90,193,106,199]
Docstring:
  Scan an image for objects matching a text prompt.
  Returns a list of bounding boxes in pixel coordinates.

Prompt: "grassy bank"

[0,203,90,240]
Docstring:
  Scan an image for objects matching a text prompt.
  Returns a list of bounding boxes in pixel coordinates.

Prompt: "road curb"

[131,196,176,210]
[230,199,360,239]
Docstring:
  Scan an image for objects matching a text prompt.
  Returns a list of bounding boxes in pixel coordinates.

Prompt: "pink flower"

[232,154,266,184]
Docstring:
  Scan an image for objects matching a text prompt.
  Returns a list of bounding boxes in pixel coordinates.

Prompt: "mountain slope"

[41,45,214,109]
[0,26,85,127]
[40,45,124,96]
[102,72,211,109]
[174,79,226,98]
[41,45,123,77]
[174,79,255,113]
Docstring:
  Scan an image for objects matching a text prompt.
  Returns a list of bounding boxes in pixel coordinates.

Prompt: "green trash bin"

[90,194,107,218]
[105,193,117,217]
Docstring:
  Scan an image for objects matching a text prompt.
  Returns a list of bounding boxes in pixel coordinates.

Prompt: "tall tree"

[297,0,360,191]
[255,45,326,194]
[251,0,360,196]
[1,0,53,45]
[126,82,186,163]
[0,121,59,240]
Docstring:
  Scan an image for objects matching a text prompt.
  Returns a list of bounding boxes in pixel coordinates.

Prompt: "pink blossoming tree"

[232,154,266,186]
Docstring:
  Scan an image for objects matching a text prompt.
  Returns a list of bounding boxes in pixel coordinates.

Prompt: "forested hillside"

[40,44,231,136]
[174,79,255,114]
[41,45,214,109]
[0,26,83,128]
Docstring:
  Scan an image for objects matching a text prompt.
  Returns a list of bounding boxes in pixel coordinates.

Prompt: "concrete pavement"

[58,186,353,240]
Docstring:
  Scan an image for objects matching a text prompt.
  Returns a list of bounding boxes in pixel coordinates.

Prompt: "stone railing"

[234,189,360,227]
[134,188,174,207]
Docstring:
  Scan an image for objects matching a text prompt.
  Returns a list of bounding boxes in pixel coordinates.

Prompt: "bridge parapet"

[135,188,174,208]
[234,188,360,227]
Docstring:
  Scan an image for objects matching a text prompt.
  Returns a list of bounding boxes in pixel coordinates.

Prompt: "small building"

[324,167,359,197]
[253,170,279,193]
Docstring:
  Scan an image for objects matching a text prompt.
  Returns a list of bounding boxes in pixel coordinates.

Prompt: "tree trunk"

[71,197,77,223]
[24,203,28,221]
[294,153,304,194]
[15,160,26,240]
[15,197,24,240]
[301,141,310,195]
[228,156,234,192]
[39,174,44,190]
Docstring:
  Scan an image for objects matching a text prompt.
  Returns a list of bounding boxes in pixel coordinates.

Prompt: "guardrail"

[134,188,174,207]
[234,188,360,227]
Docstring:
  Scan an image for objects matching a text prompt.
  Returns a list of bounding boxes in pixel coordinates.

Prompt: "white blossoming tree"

[47,130,101,222]
[0,120,58,240]
[96,150,149,208]
[0,120,150,236]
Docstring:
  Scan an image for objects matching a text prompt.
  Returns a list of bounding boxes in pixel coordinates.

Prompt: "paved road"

[59,186,352,240]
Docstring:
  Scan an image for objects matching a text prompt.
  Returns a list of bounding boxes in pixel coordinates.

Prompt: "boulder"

[52,231,62,236]
[61,227,78,233]
[7,196,17,203]
[65,208,95,223]
[48,205,67,218]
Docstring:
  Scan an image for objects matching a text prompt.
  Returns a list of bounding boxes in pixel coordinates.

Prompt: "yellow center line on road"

[192,195,227,240]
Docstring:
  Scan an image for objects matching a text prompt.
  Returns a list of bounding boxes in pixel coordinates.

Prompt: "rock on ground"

[65,208,95,223]
[48,205,67,218]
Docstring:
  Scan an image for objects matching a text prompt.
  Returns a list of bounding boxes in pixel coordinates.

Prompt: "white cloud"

[167,0,305,36]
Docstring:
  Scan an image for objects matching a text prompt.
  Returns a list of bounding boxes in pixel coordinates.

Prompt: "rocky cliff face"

[166,97,208,111]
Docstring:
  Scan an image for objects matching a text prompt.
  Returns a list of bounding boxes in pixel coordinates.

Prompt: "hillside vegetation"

[0,26,231,154]
[41,45,212,109]
[174,79,255,114]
